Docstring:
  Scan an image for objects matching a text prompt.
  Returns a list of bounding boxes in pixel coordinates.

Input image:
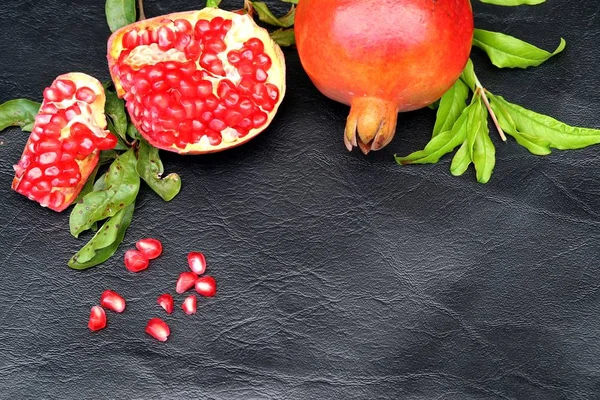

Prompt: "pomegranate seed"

[88,306,107,332]
[252,112,268,128]
[54,79,76,97]
[26,167,43,182]
[122,29,139,48]
[136,238,163,259]
[195,276,217,297]
[43,87,63,102]
[210,17,224,31]
[157,26,176,50]
[194,19,211,37]
[182,295,197,315]
[176,271,198,294]
[227,50,241,65]
[145,318,170,342]
[196,80,213,98]
[255,68,268,83]
[157,293,174,314]
[187,252,206,275]
[124,249,149,272]
[245,38,265,54]
[209,119,226,132]
[174,19,193,34]
[76,87,97,103]
[100,290,126,313]
[96,133,118,151]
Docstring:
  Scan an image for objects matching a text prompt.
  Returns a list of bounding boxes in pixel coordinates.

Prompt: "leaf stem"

[137,0,146,20]
[474,75,506,142]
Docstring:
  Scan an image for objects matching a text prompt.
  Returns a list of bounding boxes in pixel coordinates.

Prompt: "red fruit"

[11,73,114,211]
[294,0,474,154]
[145,318,170,342]
[107,9,286,155]
[176,271,198,294]
[136,238,163,259]
[157,293,174,314]
[187,251,206,275]
[182,295,197,315]
[99,290,126,313]
[88,306,107,332]
[195,275,217,297]
[124,249,149,272]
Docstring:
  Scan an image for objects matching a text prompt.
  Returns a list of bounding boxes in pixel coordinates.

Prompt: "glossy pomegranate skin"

[295,0,474,112]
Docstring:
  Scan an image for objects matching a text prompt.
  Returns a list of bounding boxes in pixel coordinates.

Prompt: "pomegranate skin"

[295,0,474,153]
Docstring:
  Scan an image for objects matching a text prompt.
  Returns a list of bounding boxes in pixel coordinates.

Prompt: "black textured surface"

[1,1,600,399]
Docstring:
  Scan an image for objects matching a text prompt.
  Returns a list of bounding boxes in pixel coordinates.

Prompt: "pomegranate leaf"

[75,164,101,204]
[432,79,469,138]
[270,29,295,47]
[460,59,477,92]
[0,99,40,132]
[281,0,298,3]
[472,29,566,69]
[104,87,128,141]
[251,2,295,28]
[136,138,182,202]
[206,0,222,8]
[105,0,136,33]
[69,147,140,238]
[469,102,496,184]
[479,0,545,5]
[68,202,135,270]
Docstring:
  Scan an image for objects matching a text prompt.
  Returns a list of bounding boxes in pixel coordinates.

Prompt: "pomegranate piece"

[88,306,107,332]
[107,8,286,155]
[176,271,198,294]
[295,0,473,154]
[195,275,217,297]
[187,251,207,275]
[181,295,197,315]
[145,318,170,342]
[100,290,127,313]
[124,249,149,272]
[157,293,174,314]
[11,73,116,211]
[136,238,163,259]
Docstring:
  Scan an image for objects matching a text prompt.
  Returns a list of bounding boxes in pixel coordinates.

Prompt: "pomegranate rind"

[11,72,110,212]
[107,8,286,154]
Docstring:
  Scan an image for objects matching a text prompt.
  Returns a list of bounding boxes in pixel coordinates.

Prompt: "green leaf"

[479,0,545,5]
[74,164,101,204]
[450,141,472,176]
[127,123,140,141]
[137,138,182,201]
[105,0,136,33]
[472,29,565,69]
[270,28,296,47]
[470,104,495,184]
[460,59,477,91]
[433,79,470,137]
[0,99,40,132]
[69,148,140,238]
[206,0,221,7]
[281,0,298,3]
[68,202,135,270]
[489,94,600,151]
[251,2,295,28]
[104,88,128,141]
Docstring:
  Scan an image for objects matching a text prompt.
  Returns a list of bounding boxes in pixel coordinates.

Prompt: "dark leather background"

[1,1,599,399]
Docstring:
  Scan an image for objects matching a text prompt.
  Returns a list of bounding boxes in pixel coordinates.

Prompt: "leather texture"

[1,1,599,399]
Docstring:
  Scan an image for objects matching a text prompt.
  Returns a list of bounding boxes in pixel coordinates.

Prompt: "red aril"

[157,293,174,314]
[136,238,163,259]
[176,271,198,294]
[195,275,217,297]
[12,73,116,211]
[145,318,170,342]
[107,8,286,154]
[124,249,149,272]
[182,295,197,315]
[295,0,474,153]
[100,290,126,313]
[88,306,107,332]
[187,251,206,275]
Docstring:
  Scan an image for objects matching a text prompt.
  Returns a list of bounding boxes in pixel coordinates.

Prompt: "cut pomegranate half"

[107,9,286,154]
[145,318,170,342]
[88,306,107,332]
[11,73,116,211]
[100,290,127,313]
[136,238,163,259]
[176,271,198,294]
[187,251,207,275]
[182,295,197,315]
[195,275,217,297]
[157,293,174,314]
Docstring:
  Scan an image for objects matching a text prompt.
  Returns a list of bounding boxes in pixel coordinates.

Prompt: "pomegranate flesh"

[295,0,474,153]
[107,8,286,154]
[12,73,116,211]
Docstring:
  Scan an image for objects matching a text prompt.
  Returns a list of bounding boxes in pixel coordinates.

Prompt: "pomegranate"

[182,295,197,315]
[12,73,116,211]
[88,306,107,332]
[146,318,170,342]
[124,249,150,272]
[136,238,163,259]
[187,251,207,275]
[176,271,198,294]
[157,293,174,314]
[294,0,474,153]
[195,275,217,297]
[100,290,127,313]
[107,8,286,154]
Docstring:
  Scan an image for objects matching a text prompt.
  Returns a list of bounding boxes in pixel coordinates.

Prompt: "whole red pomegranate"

[295,0,474,153]
[108,8,286,154]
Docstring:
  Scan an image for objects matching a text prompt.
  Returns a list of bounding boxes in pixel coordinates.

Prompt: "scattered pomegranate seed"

[136,238,163,260]
[176,271,198,294]
[124,249,149,272]
[195,276,217,297]
[88,306,107,332]
[157,293,174,314]
[187,251,207,275]
[146,318,170,342]
[99,290,126,313]
[182,295,197,315]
